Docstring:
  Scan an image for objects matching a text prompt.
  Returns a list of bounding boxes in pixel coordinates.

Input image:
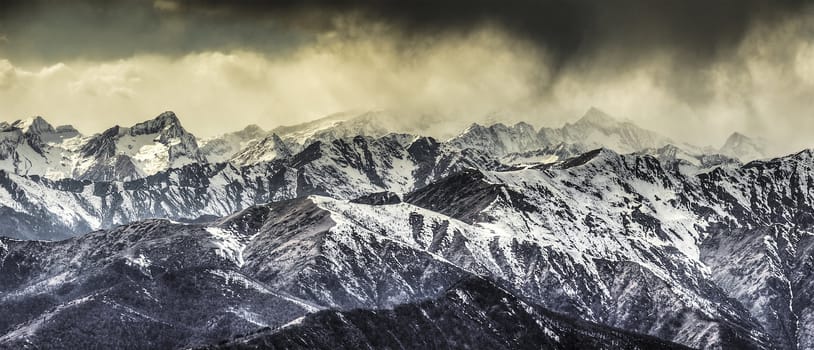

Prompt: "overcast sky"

[0,0,813,153]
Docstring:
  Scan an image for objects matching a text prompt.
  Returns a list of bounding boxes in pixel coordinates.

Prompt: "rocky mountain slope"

[0,108,810,349]
[2,146,814,348]
[0,213,316,349]
[207,277,691,350]
[0,131,511,240]
[0,107,723,240]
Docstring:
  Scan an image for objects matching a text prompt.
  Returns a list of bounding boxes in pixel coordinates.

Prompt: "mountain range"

[0,108,765,183]
[1,108,809,350]
[0,108,766,241]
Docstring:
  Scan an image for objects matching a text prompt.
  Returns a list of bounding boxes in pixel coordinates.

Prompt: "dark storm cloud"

[1,0,809,65]
[167,0,810,68]
[0,0,309,62]
[2,0,810,107]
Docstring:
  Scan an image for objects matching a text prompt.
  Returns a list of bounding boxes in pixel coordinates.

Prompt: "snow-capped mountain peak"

[129,111,186,137]
[573,106,621,129]
[71,111,205,181]
[199,124,269,163]
[0,116,85,178]
[223,111,423,166]
[719,131,767,161]
[449,121,542,156]
[235,124,265,139]
[539,107,674,154]
[230,133,292,166]
[11,116,55,135]
[1,116,80,141]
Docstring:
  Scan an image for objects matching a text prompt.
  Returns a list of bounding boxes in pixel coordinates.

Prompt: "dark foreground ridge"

[205,276,692,350]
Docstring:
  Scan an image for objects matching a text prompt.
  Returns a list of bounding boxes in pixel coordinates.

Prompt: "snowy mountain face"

[638,144,738,170]
[539,107,676,154]
[228,134,292,166]
[446,107,705,168]
[0,112,206,182]
[501,142,589,166]
[77,111,206,181]
[0,205,692,350]
[0,216,317,349]
[1,108,812,349]
[199,125,268,164]
[225,111,415,167]
[449,121,542,157]
[719,132,769,161]
[0,107,717,240]
[0,117,82,179]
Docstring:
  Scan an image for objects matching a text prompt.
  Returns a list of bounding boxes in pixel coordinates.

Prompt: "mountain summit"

[720,132,768,161]
[574,106,620,128]
[12,116,55,135]
[536,107,673,154]
[77,111,205,180]
[130,111,183,136]
[0,111,207,182]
